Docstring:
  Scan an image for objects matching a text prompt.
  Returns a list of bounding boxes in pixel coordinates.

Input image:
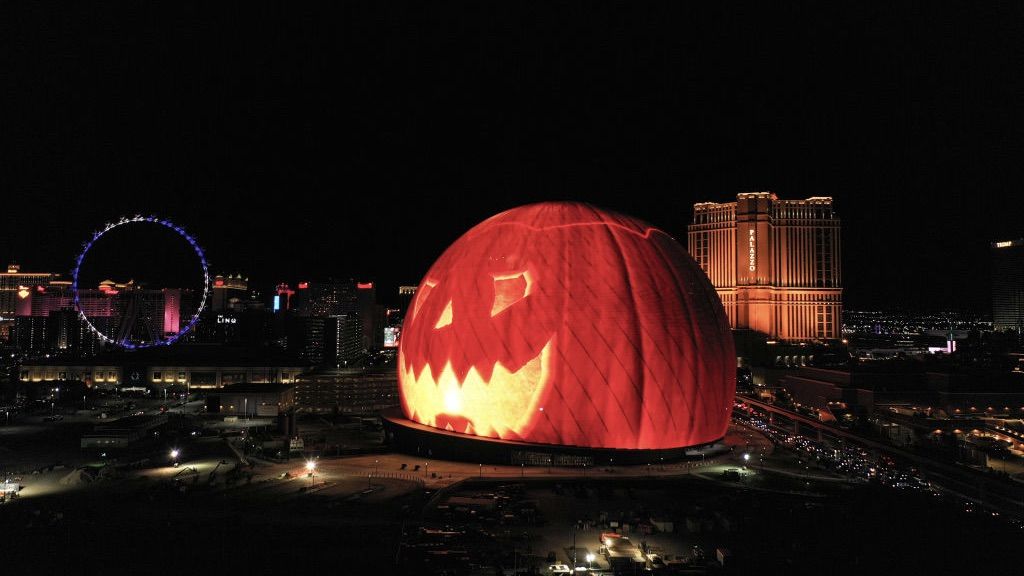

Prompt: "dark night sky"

[3,3,1022,312]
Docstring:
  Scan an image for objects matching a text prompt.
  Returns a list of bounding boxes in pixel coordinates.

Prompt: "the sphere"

[398,201,735,450]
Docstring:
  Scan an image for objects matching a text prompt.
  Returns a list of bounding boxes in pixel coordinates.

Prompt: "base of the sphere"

[381,409,728,466]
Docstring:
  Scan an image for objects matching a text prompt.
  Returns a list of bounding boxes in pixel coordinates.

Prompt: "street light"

[585,553,595,569]
[479,463,482,478]
[170,448,180,467]
[306,459,316,487]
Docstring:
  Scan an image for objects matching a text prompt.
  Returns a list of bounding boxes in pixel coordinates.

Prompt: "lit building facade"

[295,366,399,414]
[991,239,1024,333]
[211,274,248,312]
[206,383,295,417]
[287,316,326,364]
[15,311,110,355]
[28,281,116,318]
[10,280,195,354]
[357,282,384,349]
[19,345,309,389]
[326,313,363,366]
[304,279,359,318]
[163,288,181,336]
[0,264,53,319]
[688,192,842,341]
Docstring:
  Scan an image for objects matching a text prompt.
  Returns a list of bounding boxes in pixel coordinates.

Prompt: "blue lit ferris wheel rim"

[71,216,210,350]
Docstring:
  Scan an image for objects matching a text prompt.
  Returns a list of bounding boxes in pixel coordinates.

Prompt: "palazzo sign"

[748,228,756,272]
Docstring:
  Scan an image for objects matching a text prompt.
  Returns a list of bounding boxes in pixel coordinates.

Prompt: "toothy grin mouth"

[400,339,553,438]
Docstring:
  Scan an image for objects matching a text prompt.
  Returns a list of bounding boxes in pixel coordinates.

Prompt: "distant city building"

[88,280,170,344]
[282,279,384,362]
[13,316,48,352]
[13,279,196,352]
[290,281,310,313]
[326,313,363,366]
[274,282,295,312]
[294,366,399,414]
[0,263,53,319]
[843,310,988,336]
[81,414,169,450]
[304,279,359,317]
[15,310,109,356]
[689,192,842,341]
[27,280,116,319]
[775,365,1024,419]
[206,383,295,417]
[398,285,417,316]
[189,308,274,347]
[211,274,248,312]
[7,273,198,354]
[163,288,181,336]
[287,316,327,365]
[991,239,1024,333]
[18,345,309,389]
[357,282,384,349]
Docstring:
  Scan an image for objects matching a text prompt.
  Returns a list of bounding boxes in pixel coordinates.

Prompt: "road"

[738,394,1024,518]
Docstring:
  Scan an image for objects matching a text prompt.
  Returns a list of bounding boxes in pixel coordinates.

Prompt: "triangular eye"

[491,271,531,317]
[434,299,453,329]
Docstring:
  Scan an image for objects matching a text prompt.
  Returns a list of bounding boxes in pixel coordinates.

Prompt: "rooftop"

[24,345,311,368]
[216,383,294,394]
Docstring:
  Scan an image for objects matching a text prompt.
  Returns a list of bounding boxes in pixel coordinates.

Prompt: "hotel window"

[153,372,162,381]
[815,228,834,287]
[21,371,29,381]
[109,372,116,380]
[59,372,67,380]
[178,372,186,381]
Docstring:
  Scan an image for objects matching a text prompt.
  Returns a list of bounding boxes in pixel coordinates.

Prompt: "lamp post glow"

[306,459,316,487]
[585,553,595,569]
[170,449,180,467]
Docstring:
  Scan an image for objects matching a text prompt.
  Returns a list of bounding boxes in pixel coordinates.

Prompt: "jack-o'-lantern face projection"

[399,202,735,450]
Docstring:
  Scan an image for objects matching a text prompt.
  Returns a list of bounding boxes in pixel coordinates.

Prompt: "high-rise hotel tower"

[991,238,1024,334]
[688,192,842,341]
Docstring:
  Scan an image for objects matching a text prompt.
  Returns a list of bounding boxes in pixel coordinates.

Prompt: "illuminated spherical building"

[386,202,735,463]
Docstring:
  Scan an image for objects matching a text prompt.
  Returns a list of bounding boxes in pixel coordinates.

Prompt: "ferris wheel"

[71,215,210,349]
